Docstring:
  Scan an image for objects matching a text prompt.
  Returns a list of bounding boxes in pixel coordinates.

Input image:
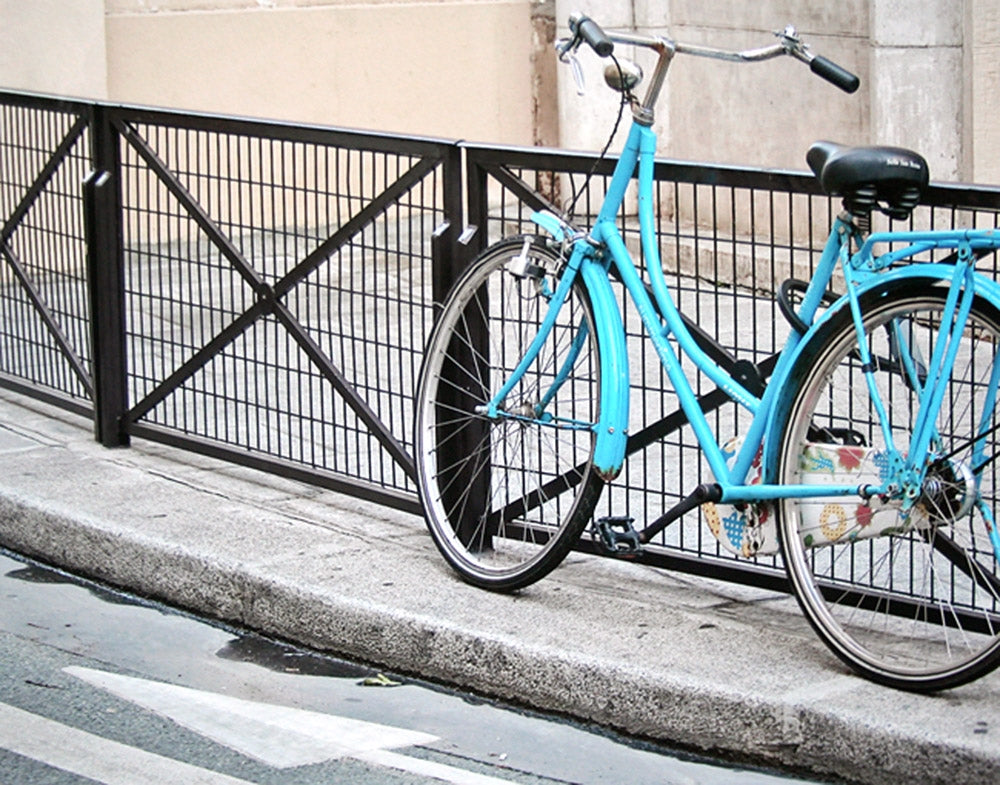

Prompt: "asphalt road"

[0,549,826,785]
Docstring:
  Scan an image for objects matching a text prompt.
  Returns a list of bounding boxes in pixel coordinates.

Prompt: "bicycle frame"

[490,114,1000,521]
[513,119,843,502]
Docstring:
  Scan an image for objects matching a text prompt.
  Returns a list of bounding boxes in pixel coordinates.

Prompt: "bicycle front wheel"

[414,236,604,591]
[775,283,1000,690]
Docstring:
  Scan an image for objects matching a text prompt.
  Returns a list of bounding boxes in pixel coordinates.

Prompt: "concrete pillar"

[966,0,1000,184]
[870,0,964,181]
[554,0,636,153]
[531,0,560,148]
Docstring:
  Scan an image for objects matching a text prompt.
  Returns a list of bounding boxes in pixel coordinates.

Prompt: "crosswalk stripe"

[0,701,255,785]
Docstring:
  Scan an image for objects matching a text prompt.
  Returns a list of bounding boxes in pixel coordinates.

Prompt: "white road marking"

[64,665,437,768]
[0,701,255,785]
[357,749,520,785]
[60,666,516,784]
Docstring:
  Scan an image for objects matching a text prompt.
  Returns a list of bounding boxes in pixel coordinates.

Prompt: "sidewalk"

[0,388,997,785]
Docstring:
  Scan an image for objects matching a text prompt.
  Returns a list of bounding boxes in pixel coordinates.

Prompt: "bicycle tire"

[414,236,604,591]
[774,282,1000,690]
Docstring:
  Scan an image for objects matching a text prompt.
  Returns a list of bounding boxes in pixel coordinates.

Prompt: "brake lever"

[556,37,587,96]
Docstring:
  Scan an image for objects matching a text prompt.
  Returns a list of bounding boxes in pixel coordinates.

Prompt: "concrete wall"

[556,0,980,182]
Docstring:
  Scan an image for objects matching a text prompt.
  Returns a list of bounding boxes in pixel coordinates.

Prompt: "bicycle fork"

[480,240,631,482]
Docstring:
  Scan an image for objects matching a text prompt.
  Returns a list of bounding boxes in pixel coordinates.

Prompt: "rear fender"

[762,267,1000,481]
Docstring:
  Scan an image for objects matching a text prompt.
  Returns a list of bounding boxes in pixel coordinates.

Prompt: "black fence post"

[429,142,468,307]
[426,143,492,542]
[83,106,129,447]
[463,145,489,263]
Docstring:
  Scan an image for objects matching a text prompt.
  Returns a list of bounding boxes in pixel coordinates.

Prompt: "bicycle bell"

[604,59,643,92]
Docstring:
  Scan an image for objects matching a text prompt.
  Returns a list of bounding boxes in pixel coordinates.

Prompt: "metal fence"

[0,95,94,416]
[1,91,463,515]
[4,89,1000,591]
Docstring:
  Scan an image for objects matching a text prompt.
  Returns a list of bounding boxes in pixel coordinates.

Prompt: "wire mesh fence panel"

[114,111,454,507]
[0,97,94,410]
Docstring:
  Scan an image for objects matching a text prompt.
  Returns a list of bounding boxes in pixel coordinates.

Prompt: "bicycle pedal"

[592,517,643,558]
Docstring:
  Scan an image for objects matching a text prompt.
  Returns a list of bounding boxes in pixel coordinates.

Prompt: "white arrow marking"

[63,666,513,785]
[64,665,436,768]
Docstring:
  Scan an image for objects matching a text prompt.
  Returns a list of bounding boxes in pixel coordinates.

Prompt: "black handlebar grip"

[810,56,860,94]
[573,15,614,57]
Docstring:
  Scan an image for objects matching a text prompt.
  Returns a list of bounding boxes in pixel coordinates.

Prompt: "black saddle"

[807,141,929,220]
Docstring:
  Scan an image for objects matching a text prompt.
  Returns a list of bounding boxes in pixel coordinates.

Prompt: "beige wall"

[104,0,539,143]
[2,0,999,183]
[0,0,108,98]
[1,0,543,146]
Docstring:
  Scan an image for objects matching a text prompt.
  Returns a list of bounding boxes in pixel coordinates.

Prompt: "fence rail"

[4,89,1000,592]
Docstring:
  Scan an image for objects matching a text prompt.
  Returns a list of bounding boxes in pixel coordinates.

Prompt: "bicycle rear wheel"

[775,283,1000,690]
[414,236,604,591]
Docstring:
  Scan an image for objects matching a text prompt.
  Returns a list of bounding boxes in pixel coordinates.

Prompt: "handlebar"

[562,14,860,96]
[569,14,614,58]
[809,56,861,93]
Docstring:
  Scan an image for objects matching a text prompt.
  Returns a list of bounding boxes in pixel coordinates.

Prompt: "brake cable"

[564,53,631,221]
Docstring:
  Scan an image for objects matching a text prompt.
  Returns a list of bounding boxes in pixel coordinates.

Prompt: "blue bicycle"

[414,15,1000,690]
